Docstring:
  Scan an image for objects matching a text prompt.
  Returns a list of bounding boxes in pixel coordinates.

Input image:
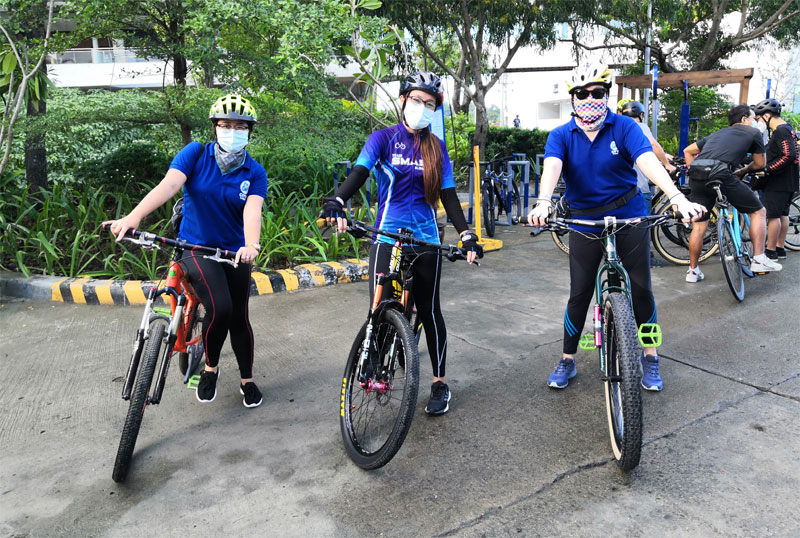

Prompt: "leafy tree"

[655,86,733,155]
[565,0,800,73]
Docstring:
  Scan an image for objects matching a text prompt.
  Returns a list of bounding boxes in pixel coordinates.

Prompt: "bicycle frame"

[713,185,752,274]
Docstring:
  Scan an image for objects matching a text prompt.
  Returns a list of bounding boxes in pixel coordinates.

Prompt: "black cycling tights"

[184,251,255,379]
[368,242,448,378]
[563,226,656,355]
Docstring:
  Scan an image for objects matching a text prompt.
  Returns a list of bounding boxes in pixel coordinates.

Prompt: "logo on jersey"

[394,142,406,149]
[610,141,619,156]
[239,180,250,200]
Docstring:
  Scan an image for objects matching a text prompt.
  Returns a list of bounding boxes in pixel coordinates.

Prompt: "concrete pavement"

[1,224,798,537]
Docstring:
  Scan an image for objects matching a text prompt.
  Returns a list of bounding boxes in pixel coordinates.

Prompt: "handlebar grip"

[101,223,138,237]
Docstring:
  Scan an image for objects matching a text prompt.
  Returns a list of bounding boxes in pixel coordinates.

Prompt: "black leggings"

[563,226,656,355]
[368,242,448,378]
[183,251,255,379]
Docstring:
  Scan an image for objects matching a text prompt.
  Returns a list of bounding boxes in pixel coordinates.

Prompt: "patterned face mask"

[572,93,609,131]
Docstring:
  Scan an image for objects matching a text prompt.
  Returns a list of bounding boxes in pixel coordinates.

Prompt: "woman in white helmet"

[527,63,706,392]
[105,93,268,408]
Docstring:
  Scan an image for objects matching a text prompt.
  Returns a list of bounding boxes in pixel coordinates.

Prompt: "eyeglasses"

[573,88,608,100]
[407,95,437,111]
[217,123,250,131]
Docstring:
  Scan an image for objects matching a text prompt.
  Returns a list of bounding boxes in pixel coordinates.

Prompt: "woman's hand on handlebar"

[235,245,259,265]
[102,215,141,242]
[322,196,348,234]
[459,231,483,264]
[527,199,552,227]
[669,193,706,223]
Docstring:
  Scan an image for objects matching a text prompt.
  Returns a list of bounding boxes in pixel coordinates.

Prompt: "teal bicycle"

[525,213,674,471]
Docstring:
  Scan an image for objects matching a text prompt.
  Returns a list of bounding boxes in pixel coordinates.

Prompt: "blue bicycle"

[708,179,754,302]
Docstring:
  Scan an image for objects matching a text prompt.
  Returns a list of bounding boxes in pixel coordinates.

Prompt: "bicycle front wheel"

[602,292,643,472]
[650,203,718,265]
[718,213,745,302]
[550,207,569,255]
[340,308,420,469]
[482,186,495,237]
[785,196,800,251]
[113,321,166,482]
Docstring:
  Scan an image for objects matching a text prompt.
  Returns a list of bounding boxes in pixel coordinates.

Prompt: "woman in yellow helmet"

[105,93,268,408]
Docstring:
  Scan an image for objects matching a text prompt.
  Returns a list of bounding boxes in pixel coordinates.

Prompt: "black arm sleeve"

[440,187,468,234]
[334,165,370,203]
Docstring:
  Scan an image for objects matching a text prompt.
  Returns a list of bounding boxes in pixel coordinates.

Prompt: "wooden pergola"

[615,68,754,104]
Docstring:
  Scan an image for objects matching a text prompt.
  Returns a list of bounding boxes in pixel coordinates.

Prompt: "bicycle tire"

[112,321,166,483]
[482,185,495,237]
[340,308,419,470]
[718,212,745,302]
[602,292,643,472]
[550,207,570,255]
[510,181,521,223]
[179,304,205,383]
[650,202,718,265]
[785,196,800,251]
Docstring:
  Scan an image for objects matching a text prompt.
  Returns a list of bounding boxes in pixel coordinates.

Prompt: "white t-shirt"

[634,121,653,193]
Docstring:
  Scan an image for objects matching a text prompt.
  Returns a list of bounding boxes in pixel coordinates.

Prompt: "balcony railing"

[46,47,158,65]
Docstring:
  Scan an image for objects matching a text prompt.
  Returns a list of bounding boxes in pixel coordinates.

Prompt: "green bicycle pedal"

[187,374,201,390]
[153,307,171,316]
[579,333,597,350]
[638,323,662,347]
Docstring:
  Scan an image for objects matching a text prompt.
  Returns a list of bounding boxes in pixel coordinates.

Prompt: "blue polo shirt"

[169,142,267,251]
[355,124,455,244]
[545,112,652,230]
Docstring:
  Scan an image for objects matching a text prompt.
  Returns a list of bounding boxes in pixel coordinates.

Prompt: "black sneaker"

[196,368,219,403]
[240,382,263,408]
[776,247,787,259]
[765,249,778,260]
[425,381,451,415]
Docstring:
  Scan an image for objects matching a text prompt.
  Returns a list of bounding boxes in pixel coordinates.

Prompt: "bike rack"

[465,155,531,228]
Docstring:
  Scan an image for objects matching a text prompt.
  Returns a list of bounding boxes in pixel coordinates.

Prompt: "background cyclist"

[683,104,781,280]
[752,98,799,261]
[323,71,482,416]
[527,63,705,392]
[104,94,267,408]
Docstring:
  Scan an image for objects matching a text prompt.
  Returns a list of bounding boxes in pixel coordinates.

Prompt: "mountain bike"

[522,213,680,471]
[339,220,472,469]
[103,224,236,482]
[650,190,719,265]
[481,158,521,237]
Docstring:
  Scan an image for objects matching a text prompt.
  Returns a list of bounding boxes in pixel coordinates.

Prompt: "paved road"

[1,225,798,538]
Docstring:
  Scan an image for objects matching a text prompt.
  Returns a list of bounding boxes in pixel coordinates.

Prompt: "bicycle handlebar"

[101,224,238,263]
[345,219,475,264]
[518,212,682,231]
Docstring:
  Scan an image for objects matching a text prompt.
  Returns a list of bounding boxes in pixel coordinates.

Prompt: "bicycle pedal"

[638,323,662,347]
[579,334,597,350]
[187,375,201,390]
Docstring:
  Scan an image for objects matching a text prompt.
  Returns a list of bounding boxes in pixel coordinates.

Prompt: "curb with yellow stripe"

[43,259,369,306]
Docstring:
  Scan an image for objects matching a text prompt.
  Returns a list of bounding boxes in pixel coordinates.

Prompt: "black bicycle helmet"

[752,98,781,117]
[399,71,444,108]
[619,100,645,118]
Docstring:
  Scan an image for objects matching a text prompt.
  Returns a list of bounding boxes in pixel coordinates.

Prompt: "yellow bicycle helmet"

[209,94,258,124]
[567,62,612,93]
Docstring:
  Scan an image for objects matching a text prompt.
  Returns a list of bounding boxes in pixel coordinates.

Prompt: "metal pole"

[651,65,659,138]
[642,0,652,125]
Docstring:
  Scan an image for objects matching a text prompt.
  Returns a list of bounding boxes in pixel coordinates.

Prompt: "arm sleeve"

[334,165,370,203]
[440,187,468,234]
[766,128,795,173]
[169,141,204,176]
[696,137,707,152]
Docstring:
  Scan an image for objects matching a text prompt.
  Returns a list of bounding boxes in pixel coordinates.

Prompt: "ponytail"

[415,128,443,208]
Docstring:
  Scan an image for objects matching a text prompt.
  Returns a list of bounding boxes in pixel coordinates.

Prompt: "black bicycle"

[481,158,521,237]
[339,220,472,469]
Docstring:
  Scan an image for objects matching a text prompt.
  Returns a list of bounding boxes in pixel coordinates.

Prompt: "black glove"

[322,196,346,221]
[460,231,484,259]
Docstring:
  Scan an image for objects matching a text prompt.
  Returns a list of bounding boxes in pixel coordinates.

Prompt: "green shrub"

[74,141,172,195]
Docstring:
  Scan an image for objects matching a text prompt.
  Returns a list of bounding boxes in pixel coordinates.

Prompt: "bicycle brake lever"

[122,236,160,250]
[203,250,238,268]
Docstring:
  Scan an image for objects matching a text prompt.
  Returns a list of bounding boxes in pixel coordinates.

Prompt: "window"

[539,102,561,120]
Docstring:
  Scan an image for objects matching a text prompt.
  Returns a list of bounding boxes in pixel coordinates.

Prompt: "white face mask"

[216,128,249,152]
[403,101,435,130]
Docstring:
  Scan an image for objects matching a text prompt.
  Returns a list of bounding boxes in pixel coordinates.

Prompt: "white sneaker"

[750,256,782,273]
[685,267,704,283]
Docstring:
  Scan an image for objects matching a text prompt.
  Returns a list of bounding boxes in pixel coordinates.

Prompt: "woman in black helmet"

[322,72,482,415]
[105,94,268,408]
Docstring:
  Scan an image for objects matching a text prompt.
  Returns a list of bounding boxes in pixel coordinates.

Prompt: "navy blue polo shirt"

[545,112,652,230]
[169,142,268,251]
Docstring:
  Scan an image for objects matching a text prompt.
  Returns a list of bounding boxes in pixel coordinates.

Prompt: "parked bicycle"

[785,192,800,251]
[481,158,522,237]
[103,224,235,483]
[522,212,681,471]
[339,220,472,469]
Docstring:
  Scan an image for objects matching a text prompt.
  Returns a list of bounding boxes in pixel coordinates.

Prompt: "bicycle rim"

[340,309,419,469]
[718,214,745,302]
[602,293,643,472]
[785,198,800,251]
[482,187,495,237]
[550,208,569,254]
[112,321,165,482]
[650,204,718,265]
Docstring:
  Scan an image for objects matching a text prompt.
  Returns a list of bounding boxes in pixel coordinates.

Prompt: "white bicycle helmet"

[567,62,612,93]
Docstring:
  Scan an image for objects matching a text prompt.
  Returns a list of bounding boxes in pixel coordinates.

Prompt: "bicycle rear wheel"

[785,196,800,251]
[718,213,745,302]
[482,185,496,237]
[602,292,643,472]
[340,308,419,469]
[650,203,718,265]
[113,321,166,482]
[179,304,205,383]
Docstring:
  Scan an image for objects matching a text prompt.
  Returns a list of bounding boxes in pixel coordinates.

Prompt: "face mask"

[216,128,249,153]
[403,101,435,130]
[572,94,609,131]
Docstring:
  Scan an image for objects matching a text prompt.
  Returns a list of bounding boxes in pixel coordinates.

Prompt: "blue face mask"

[404,101,435,130]
[216,128,249,153]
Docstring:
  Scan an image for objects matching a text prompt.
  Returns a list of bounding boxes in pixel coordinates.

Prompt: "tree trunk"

[472,88,488,160]
[25,93,48,192]
[172,54,192,146]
